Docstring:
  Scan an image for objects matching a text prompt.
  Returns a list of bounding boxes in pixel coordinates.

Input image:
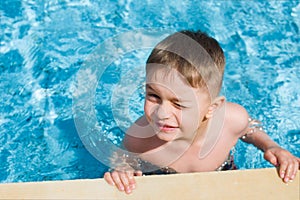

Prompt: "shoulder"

[123,116,161,153]
[224,102,249,137]
[123,134,144,153]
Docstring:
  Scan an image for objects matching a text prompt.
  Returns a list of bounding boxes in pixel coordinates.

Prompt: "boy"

[104,30,300,194]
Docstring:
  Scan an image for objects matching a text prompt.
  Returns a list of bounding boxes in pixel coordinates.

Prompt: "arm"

[103,149,143,194]
[240,118,300,183]
[104,116,150,194]
[240,121,280,152]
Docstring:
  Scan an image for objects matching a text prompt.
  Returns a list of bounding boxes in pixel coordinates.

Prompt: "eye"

[146,92,160,102]
[173,102,187,109]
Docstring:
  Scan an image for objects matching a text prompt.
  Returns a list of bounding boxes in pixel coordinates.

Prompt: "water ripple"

[0,0,299,182]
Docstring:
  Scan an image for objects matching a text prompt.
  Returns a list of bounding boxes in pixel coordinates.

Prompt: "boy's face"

[144,67,211,142]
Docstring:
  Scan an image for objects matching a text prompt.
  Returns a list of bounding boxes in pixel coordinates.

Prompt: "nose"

[155,102,172,120]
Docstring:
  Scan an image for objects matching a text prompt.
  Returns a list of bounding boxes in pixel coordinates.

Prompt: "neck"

[198,105,226,159]
[192,119,210,145]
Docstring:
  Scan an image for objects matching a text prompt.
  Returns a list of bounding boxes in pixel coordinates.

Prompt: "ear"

[205,96,226,119]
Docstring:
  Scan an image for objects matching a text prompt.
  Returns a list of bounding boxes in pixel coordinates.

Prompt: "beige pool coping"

[0,168,299,199]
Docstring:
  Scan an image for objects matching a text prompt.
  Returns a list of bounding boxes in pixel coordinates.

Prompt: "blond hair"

[146,30,225,99]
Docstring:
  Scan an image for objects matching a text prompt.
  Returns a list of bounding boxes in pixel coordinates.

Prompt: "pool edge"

[0,168,299,199]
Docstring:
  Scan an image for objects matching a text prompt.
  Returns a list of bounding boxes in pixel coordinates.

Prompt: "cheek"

[144,101,154,119]
[180,108,202,130]
[174,110,182,124]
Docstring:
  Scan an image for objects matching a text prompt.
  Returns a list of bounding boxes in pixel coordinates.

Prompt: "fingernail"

[126,187,132,194]
[284,177,289,183]
[130,184,136,189]
[128,175,132,179]
[291,175,295,179]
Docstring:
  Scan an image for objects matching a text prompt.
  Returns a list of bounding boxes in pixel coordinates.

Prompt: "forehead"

[146,67,209,101]
[146,67,188,87]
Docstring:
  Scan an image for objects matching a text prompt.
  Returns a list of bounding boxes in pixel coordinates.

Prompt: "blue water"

[1,0,299,183]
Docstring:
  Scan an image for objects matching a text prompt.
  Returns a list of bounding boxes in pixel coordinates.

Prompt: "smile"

[155,122,178,132]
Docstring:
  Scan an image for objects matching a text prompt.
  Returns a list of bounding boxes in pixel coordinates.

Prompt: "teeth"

[155,122,177,130]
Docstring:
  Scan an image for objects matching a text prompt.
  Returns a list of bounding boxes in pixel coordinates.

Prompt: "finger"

[104,172,115,186]
[111,171,125,192]
[283,163,294,183]
[135,170,143,176]
[290,159,299,180]
[278,161,288,180]
[264,151,278,166]
[125,171,143,193]
[126,171,136,190]
[120,172,134,194]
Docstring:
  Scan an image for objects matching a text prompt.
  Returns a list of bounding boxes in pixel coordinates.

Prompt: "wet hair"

[146,30,225,99]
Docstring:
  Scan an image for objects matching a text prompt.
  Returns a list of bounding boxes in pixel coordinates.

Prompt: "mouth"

[155,122,178,132]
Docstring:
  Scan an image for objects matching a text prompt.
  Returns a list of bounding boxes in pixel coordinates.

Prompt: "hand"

[264,146,300,183]
[104,170,143,194]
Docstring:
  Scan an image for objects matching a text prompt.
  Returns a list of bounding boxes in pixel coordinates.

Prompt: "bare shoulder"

[225,102,249,137]
[123,116,161,153]
[123,134,144,153]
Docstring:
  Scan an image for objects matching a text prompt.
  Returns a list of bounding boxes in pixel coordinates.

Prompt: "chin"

[156,131,178,142]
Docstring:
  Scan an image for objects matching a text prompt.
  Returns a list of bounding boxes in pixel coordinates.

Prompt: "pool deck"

[0,168,299,199]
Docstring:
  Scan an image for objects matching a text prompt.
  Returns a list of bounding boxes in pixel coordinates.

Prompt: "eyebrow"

[145,84,191,103]
[145,84,159,93]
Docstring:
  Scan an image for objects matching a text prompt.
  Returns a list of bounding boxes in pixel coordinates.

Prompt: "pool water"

[0,0,299,183]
